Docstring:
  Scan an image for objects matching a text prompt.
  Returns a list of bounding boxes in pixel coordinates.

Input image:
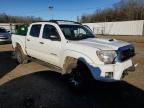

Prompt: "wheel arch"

[62,50,94,75]
[14,42,27,55]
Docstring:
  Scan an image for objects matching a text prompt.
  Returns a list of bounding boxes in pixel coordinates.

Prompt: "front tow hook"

[122,64,138,78]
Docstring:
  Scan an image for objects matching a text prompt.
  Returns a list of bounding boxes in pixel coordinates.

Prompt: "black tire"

[15,46,28,64]
[68,61,93,90]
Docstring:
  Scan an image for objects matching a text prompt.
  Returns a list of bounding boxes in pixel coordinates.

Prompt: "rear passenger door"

[39,24,62,67]
[26,24,42,59]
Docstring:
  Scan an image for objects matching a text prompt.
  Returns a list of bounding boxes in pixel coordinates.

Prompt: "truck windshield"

[59,25,95,40]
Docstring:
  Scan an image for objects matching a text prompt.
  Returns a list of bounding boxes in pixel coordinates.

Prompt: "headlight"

[96,50,117,64]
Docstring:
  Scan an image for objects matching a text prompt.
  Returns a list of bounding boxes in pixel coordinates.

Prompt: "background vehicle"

[12,20,135,89]
[15,24,29,36]
[0,27,11,42]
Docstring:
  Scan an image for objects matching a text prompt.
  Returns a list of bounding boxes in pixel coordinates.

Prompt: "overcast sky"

[0,0,120,21]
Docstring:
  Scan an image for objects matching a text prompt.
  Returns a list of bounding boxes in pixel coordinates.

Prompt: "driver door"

[38,24,62,67]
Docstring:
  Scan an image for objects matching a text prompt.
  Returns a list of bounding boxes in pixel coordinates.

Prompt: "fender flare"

[61,50,94,74]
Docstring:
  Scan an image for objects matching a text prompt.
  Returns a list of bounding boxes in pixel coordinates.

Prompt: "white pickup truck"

[12,20,135,88]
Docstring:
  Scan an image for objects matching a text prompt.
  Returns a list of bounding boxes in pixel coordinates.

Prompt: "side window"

[42,25,60,40]
[30,25,41,37]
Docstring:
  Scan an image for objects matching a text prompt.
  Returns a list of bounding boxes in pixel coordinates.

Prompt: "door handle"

[27,39,30,41]
[40,42,44,44]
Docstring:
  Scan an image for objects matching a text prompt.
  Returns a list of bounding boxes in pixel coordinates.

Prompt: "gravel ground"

[0,36,144,108]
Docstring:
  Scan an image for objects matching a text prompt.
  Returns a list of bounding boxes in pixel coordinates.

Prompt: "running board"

[30,57,62,73]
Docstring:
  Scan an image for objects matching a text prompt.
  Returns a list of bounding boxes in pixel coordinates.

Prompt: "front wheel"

[68,68,84,89]
[68,62,92,90]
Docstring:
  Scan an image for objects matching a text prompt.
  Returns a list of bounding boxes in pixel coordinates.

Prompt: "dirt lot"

[0,36,144,108]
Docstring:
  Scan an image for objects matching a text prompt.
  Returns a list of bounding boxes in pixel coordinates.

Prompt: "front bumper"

[88,59,134,82]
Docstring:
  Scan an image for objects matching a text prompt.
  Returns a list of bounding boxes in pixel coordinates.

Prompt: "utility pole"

[77,16,80,22]
[49,6,54,20]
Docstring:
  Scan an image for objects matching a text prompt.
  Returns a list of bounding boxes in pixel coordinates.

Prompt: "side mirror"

[49,35,60,41]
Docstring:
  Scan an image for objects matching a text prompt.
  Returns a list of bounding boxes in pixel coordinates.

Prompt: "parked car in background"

[0,27,11,42]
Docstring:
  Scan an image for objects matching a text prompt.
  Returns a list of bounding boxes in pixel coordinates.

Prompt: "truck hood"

[69,38,131,50]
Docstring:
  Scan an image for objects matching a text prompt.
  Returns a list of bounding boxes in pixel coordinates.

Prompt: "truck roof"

[33,20,81,25]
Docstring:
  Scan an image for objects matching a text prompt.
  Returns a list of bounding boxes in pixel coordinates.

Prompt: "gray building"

[83,20,144,36]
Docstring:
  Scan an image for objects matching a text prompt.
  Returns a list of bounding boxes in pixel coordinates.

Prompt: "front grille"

[117,45,135,62]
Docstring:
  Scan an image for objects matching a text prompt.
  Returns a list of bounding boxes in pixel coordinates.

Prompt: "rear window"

[0,28,7,33]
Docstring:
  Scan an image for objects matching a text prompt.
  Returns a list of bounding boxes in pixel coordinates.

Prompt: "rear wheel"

[15,46,28,64]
